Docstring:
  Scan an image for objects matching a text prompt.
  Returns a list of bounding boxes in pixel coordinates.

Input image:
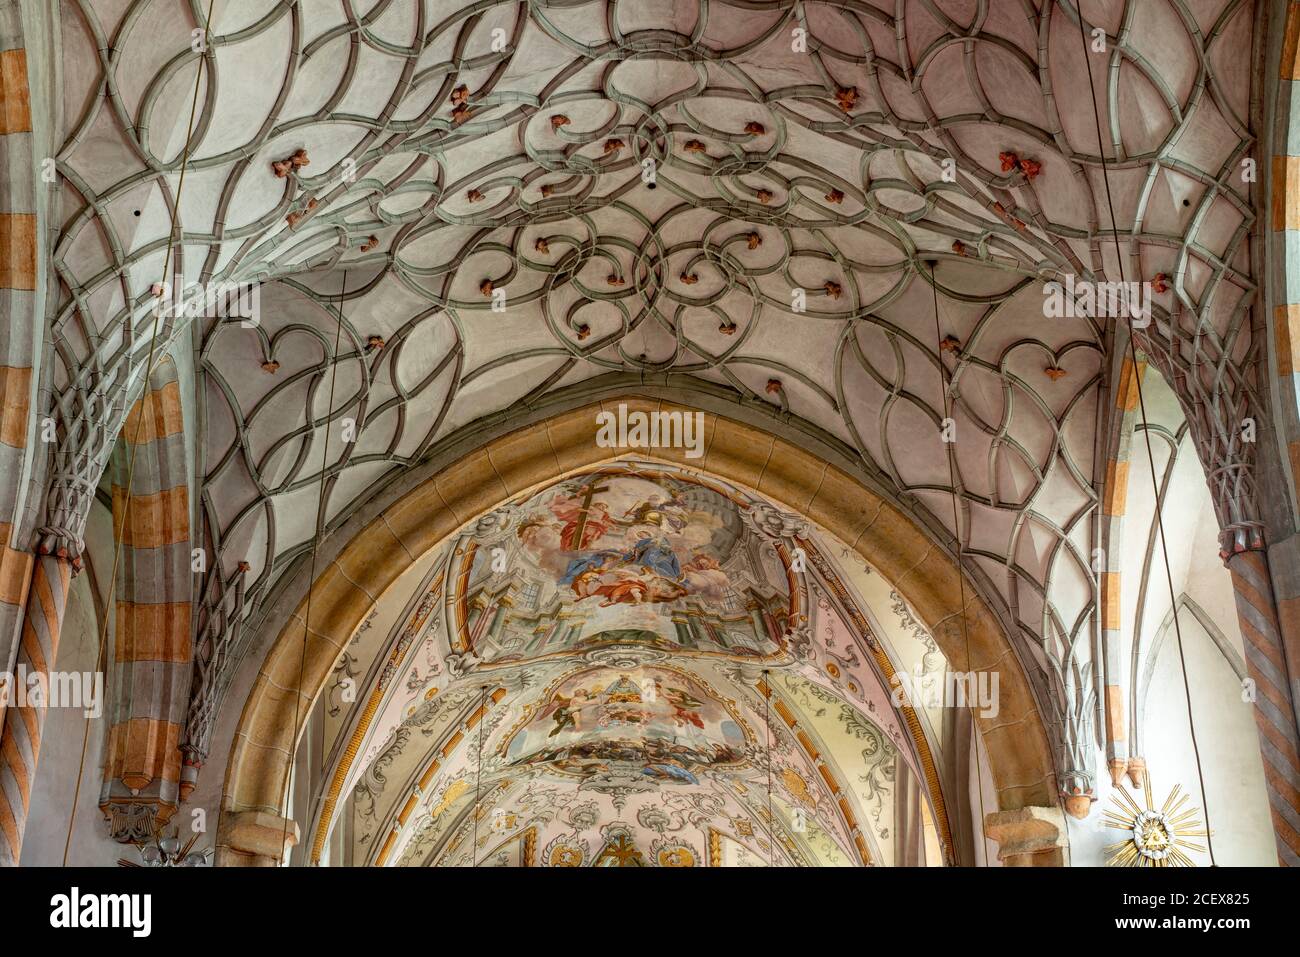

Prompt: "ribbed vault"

[41,0,1264,825]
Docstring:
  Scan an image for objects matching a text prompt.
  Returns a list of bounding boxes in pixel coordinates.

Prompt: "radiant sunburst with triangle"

[1104,776,1209,867]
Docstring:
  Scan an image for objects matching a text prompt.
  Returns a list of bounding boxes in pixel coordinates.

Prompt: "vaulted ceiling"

[48,0,1260,829]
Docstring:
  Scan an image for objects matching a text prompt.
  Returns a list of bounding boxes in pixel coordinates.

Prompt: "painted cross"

[566,477,610,551]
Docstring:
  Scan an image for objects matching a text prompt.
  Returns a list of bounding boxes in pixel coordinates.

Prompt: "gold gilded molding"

[757,676,873,866]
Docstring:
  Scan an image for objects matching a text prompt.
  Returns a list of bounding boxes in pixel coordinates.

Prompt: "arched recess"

[216,398,1057,865]
[1090,365,1279,865]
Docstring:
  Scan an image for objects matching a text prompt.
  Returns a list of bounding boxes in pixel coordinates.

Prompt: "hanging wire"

[279,269,350,865]
[61,0,217,864]
[763,669,774,867]
[927,261,988,865]
[1073,5,1215,863]
[471,684,488,867]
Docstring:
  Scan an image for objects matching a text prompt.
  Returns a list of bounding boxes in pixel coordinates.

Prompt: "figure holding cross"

[550,477,613,551]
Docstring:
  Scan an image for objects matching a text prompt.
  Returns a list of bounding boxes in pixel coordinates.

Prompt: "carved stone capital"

[36,473,98,568]
[1126,756,1146,788]
[1108,757,1128,788]
[984,806,1068,866]
[179,748,204,802]
[1057,768,1095,819]
[1219,519,1266,560]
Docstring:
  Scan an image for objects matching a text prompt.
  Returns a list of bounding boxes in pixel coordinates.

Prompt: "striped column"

[1274,1,1300,532]
[1101,357,1144,786]
[0,1,40,733]
[1226,550,1300,865]
[0,555,71,866]
[0,11,40,862]
[0,359,32,677]
[99,360,191,837]
[1260,0,1300,868]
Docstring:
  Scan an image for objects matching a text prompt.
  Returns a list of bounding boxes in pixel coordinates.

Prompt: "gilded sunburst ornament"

[1104,777,1209,867]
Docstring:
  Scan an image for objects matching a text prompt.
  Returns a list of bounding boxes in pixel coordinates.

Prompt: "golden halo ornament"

[1103,776,1209,867]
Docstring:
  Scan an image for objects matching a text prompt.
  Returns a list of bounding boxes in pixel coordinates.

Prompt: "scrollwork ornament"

[543,834,588,867]
[469,504,523,542]
[444,651,483,678]
[743,503,809,541]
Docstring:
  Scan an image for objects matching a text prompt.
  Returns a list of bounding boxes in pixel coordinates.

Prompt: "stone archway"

[216,397,1058,865]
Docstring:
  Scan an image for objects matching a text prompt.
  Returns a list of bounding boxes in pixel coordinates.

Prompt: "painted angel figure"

[664,686,706,729]
[549,495,614,550]
[543,687,594,737]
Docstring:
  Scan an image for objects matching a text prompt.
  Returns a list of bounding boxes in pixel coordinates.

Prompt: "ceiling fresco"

[313,461,945,866]
[456,468,793,663]
[501,665,750,786]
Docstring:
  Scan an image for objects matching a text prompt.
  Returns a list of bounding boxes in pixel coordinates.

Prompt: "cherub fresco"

[540,686,595,736]
[680,553,727,601]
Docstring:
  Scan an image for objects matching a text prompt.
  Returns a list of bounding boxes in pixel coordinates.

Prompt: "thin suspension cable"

[61,0,216,864]
[279,269,350,866]
[471,684,487,867]
[1073,6,1215,862]
[927,261,986,865]
[763,669,774,868]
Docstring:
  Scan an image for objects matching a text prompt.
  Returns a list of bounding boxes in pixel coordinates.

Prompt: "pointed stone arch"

[216,398,1057,865]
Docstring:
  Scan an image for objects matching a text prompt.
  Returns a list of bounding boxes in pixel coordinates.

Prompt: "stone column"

[984,806,1067,867]
[1225,548,1300,865]
[0,554,72,866]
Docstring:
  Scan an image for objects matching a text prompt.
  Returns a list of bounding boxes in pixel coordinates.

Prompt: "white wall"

[1065,370,1275,866]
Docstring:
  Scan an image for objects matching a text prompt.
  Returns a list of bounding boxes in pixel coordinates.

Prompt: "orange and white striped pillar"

[0,555,72,866]
[1224,550,1300,865]
[0,2,52,869]
[99,361,191,836]
[1100,357,1144,787]
[1259,0,1300,867]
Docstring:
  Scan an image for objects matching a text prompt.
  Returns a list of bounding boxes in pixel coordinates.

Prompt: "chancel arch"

[218,399,1057,867]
